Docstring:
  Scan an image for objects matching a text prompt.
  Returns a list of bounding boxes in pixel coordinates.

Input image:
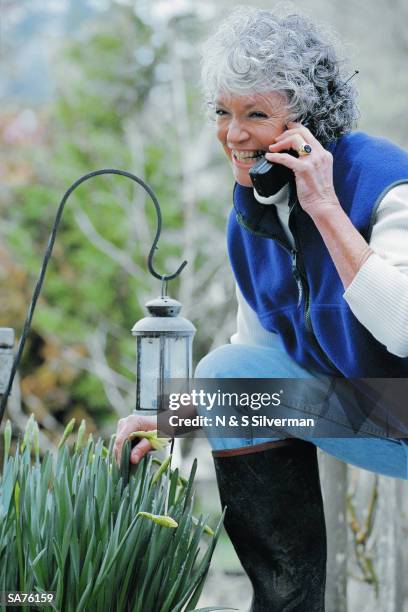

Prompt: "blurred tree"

[1,1,235,440]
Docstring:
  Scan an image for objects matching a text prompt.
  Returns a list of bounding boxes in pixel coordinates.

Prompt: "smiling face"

[215,90,289,187]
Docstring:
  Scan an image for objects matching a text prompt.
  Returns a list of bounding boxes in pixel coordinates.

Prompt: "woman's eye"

[249,111,268,118]
[215,109,227,116]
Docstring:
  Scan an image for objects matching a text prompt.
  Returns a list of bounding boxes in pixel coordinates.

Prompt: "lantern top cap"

[145,296,182,317]
[132,296,195,335]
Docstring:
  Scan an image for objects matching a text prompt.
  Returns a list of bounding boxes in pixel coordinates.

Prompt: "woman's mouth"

[231,149,265,166]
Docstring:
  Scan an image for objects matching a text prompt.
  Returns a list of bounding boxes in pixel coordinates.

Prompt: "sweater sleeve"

[343,184,408,357]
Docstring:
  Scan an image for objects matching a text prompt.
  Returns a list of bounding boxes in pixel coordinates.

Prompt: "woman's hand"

[113,414,157,466]
[266,121,340,219]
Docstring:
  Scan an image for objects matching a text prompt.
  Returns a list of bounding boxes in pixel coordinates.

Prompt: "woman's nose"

[227,119,249,145]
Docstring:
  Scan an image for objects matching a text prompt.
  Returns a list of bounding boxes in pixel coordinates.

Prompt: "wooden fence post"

[318,451,348,612]
[377,476,406,612]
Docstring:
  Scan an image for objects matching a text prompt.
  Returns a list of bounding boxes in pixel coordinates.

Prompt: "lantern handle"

[161,278,169,297]
[0,168,187,425]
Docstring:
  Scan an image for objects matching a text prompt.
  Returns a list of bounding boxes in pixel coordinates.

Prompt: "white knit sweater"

[231,184,408,358]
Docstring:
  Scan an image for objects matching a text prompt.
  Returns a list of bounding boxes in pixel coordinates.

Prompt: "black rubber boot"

[213,439,326,612]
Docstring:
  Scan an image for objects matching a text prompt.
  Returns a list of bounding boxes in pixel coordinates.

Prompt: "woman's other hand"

[113,414,157,466]
[266,121,340,219]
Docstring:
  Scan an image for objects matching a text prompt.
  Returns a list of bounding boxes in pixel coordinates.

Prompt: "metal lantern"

[132,296,196,413]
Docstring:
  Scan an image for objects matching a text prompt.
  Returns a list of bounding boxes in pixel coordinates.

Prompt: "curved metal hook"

[60,168,187,281]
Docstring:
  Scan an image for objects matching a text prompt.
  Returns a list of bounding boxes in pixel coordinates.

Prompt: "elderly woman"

[115,7,408,611]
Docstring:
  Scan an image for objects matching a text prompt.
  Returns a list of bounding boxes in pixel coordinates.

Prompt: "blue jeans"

[195,342,408,480]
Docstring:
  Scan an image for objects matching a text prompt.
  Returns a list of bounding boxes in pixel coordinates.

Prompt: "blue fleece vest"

[228,131,408,377]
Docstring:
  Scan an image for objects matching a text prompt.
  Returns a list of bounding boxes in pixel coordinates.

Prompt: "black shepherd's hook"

[0,169,187,424]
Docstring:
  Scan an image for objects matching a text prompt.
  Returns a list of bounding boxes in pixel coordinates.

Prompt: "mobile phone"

[249,149,298,197]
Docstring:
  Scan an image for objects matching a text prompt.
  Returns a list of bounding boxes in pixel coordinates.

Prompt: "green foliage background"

[1,3,234,440]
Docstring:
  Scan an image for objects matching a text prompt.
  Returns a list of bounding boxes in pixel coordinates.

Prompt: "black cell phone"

[249,149,298,198]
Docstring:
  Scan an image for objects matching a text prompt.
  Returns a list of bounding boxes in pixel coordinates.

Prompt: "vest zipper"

[287,201,339,370]
[287,198,305,313]
[293,246,313,333]
[288,207,313,333]
[291,250,303,308]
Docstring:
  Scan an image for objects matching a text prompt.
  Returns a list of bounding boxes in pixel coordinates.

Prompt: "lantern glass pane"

[163,336,191,379]
[137,334,192,411]
[139,336,161,410]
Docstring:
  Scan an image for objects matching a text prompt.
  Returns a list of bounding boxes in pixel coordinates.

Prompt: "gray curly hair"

[201,6,359,143]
